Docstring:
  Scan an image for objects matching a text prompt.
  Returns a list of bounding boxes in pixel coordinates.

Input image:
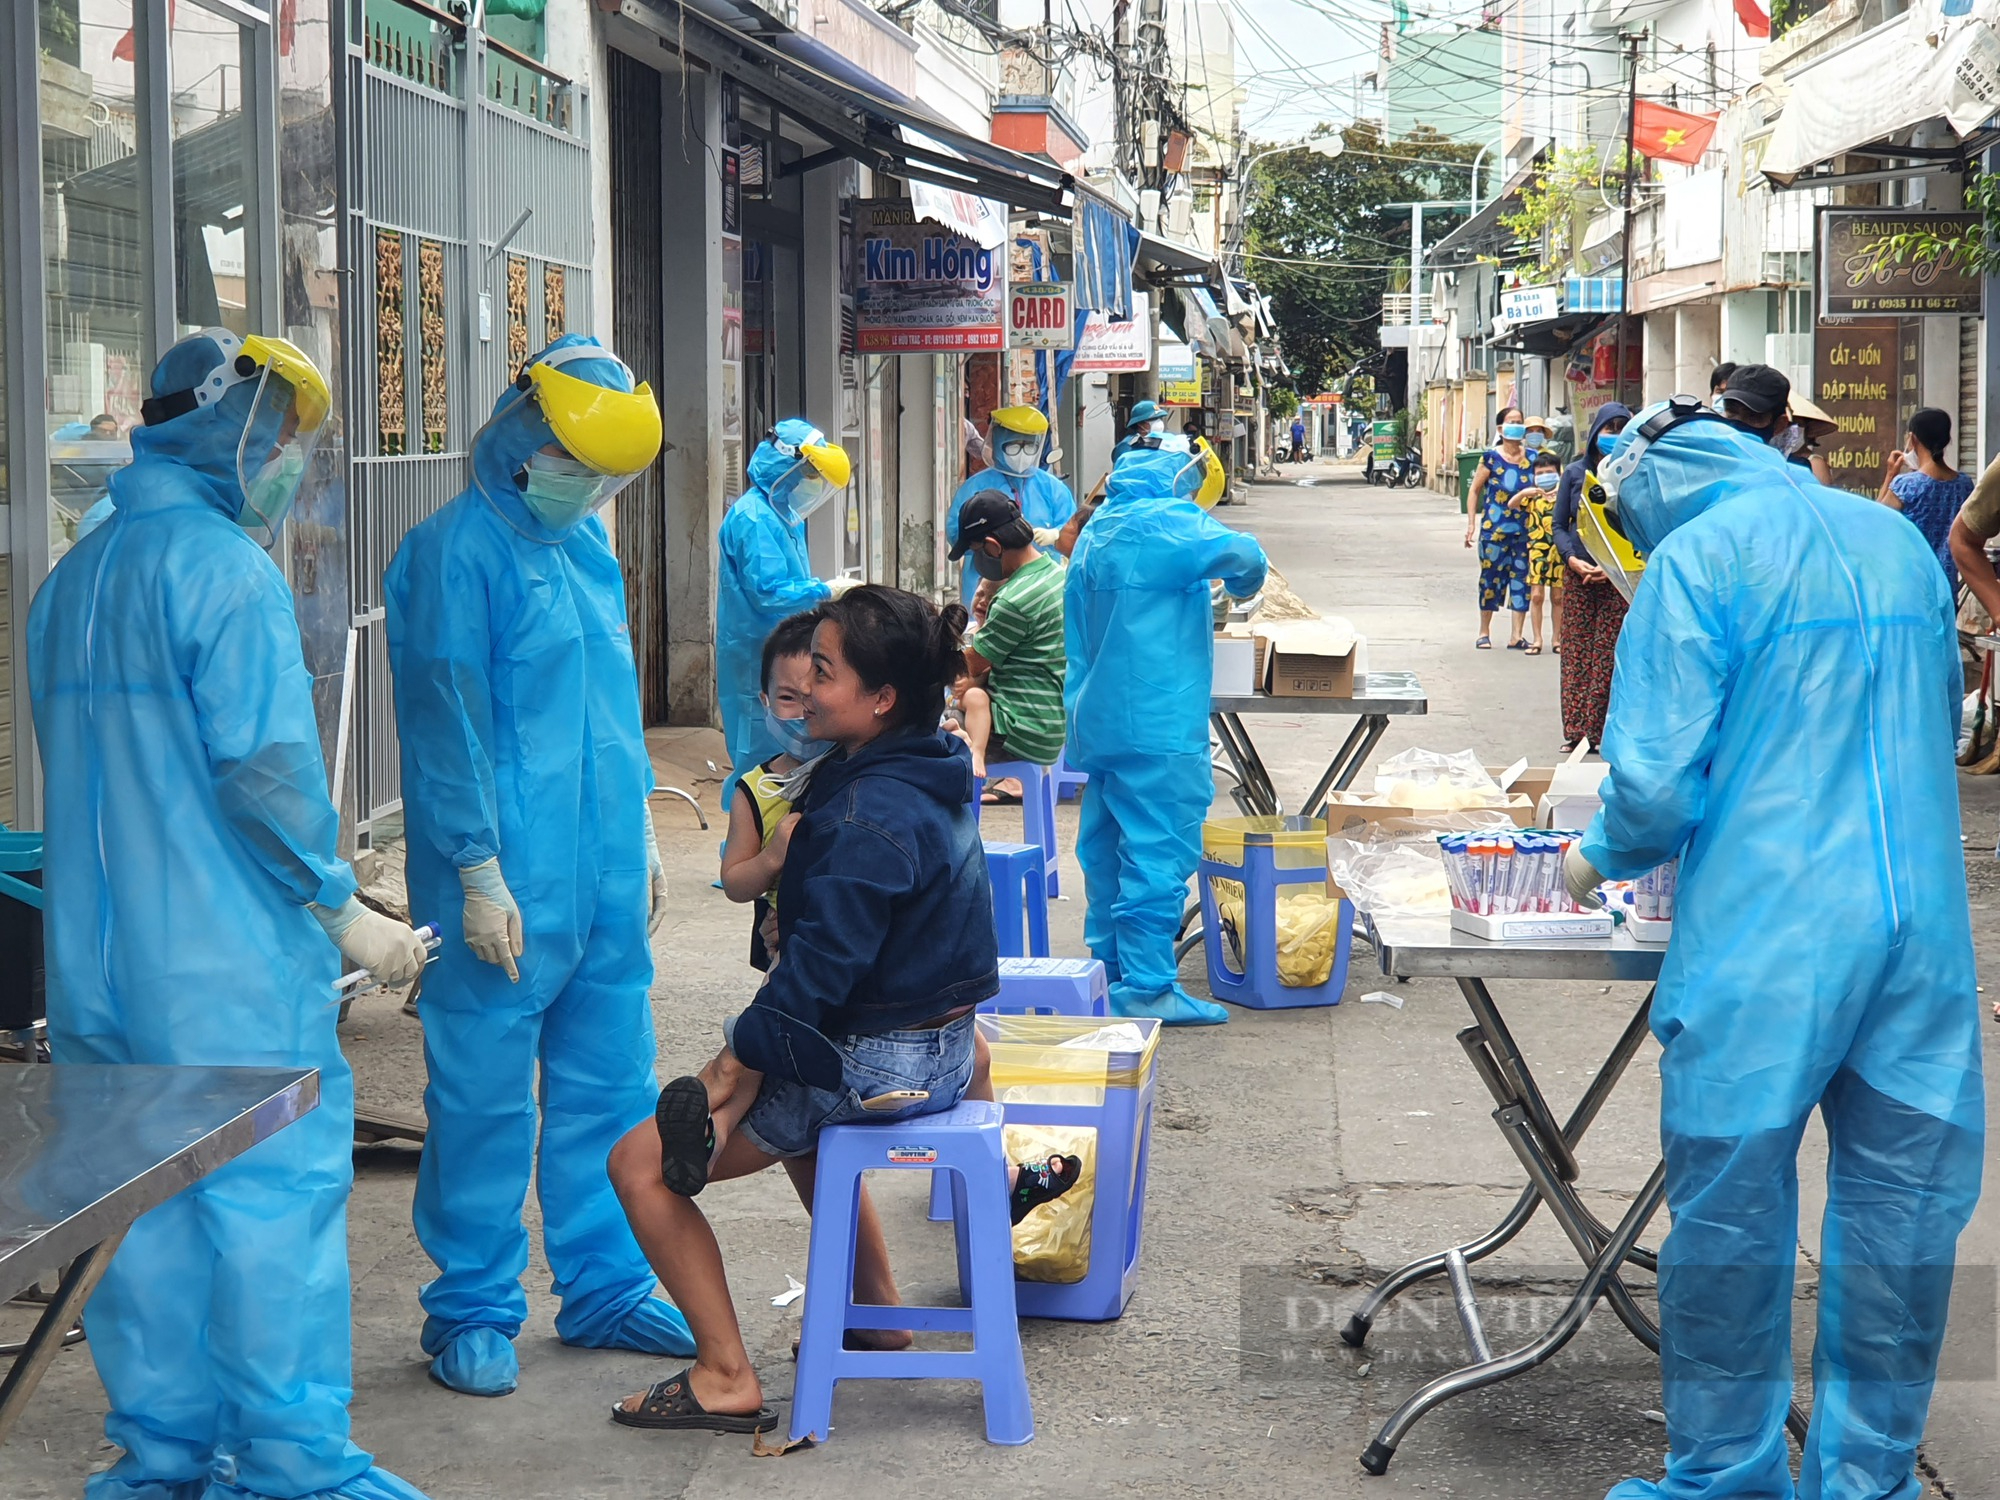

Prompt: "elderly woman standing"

[1551,402,1630,751]
[1463,408,1534,650]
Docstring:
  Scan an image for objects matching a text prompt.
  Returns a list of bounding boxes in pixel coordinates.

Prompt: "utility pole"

[1614,28,1645,409]
[1409,202,1424,414]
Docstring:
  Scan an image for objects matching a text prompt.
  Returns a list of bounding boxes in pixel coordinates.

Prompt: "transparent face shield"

[992,430,1045,477]
[769,429,852,519]
[234,363,330,548]
[475,346,662,531]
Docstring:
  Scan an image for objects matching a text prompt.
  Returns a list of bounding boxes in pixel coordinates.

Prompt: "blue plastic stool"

[791,1100,1033,1446]
[928,958,1112,1221]
[1196,840,1351,1009]
[1052,748,1088,803]
[977,760,1060,898]
[983,841,1050,959]
[989,957,1109,1018]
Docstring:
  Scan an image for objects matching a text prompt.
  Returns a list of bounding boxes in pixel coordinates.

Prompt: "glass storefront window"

[171,3,259,338]
[41,0,143,560]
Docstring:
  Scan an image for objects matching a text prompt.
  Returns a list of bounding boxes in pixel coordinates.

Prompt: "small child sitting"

[679,611,824,1182]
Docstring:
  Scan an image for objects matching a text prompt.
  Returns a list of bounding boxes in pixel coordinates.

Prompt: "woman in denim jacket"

[607,586,1078,1433]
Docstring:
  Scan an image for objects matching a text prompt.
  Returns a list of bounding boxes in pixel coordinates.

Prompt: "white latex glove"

[313,897,429,988]
[643,802,667,936]
[1031,526,1062,548]
[1563,845,1605,909]
[459,858,523,982]
[826,574,861,597]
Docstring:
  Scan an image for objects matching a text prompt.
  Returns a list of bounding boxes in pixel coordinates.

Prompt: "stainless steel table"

[1209,671,1428,818]
[0,1064,318,1443]
[1345,919,1806,1474]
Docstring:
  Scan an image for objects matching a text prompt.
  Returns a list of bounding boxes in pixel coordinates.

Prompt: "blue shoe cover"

[204,1466,432,1500]
[1114,984,1229,1026]
[565,1296,696,1357]
[426,1325,518,1396]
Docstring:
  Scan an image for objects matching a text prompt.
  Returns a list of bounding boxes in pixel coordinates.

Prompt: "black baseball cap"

[948,490,1032,559]
[1718,364,1791,417]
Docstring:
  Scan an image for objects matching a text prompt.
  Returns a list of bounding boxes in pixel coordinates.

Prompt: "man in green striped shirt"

[951,491,1067,777]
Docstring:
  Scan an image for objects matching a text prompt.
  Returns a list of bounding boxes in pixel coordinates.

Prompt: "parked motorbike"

[1365,445,1424,488]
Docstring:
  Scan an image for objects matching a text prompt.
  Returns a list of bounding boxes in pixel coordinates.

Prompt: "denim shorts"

[730,1013,976,1159]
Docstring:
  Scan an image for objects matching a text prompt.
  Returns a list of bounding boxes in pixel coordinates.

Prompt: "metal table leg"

[0,1233,125,1445]
[1341,994,1658,1347]
[1456,976,1580,1181]
[1209,712,1278,815]
[1359,1161,1667,1475]
[1302,714,1389,819]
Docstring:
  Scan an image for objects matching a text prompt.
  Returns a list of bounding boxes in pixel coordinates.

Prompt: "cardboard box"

[1216,625,1267,692]
[1485,764,1555,812]
[1538,760,1611,830]
[1259,620,1358,699]
[1211,636,1258,697]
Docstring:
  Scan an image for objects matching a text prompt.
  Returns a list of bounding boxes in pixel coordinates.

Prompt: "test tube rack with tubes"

[1624,859,1676,942]
[1438,830,1614,942]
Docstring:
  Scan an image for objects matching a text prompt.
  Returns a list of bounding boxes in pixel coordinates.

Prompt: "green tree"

[1244,123,1478,396]
[1266,385,1300,422]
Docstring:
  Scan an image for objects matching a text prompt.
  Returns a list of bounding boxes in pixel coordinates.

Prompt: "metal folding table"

[0,1064,318,1443]
[1210,671,1428,819]
[1343,918,1807,1474]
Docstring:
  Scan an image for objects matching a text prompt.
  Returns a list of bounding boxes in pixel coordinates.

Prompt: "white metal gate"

[340,0,592,831]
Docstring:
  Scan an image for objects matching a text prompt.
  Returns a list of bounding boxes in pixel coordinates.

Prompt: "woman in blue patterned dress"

[1462,413,1535,649]
[1878,406,1972,591]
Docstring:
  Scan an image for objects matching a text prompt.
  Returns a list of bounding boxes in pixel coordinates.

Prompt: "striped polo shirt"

[976,550,1067,765]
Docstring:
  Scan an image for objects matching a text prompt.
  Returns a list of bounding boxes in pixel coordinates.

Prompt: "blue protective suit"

[1065,447,1267,1025]
[28,337,424,1500]
[383,336,693,1396]
[948,464,1075,606]
[1582,417,1984,1500]
[716,422,835,803]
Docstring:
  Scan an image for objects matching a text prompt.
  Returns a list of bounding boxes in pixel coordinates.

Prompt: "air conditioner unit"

[1766,332,1812,391]
[1166,192,1193,237]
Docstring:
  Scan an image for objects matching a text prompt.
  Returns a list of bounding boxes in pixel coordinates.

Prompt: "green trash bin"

[1456,450,1483,513]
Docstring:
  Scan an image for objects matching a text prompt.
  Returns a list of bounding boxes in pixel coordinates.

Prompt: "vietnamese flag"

[112,0,175,63]
[1734,0,1772,37]
[1632,100,1720,165]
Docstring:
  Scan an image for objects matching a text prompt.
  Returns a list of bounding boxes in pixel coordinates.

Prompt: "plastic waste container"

[1198,815,1351,1009]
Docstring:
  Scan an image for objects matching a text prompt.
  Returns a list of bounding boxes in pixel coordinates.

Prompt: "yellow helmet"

[141,327,334,546]
[517,344,663,477]
[987,404,1050,435]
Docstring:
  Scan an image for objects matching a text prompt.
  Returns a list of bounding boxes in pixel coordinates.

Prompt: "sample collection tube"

[1439,831,1592,916]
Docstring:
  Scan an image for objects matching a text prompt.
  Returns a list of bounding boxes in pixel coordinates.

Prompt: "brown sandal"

[610,1370,776,1433]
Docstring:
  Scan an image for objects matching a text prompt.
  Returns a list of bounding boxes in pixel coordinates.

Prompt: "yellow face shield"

[240,334,331,431]
[520,347,663,477]
[1190,437,1226,510]
[1578,474,1646,603]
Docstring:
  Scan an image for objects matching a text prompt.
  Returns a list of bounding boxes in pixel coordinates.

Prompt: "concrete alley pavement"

[3,459,1995,1500]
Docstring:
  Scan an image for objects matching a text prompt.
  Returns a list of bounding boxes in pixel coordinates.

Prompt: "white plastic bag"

[1368,748,1510,812]
[1326,839,1451,918]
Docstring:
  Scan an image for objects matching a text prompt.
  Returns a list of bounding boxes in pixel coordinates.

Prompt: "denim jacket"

[729,727,999,1088]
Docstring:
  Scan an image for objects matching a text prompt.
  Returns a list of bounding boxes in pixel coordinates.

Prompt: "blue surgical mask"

[764,706,830,763]
[521,450,606,531]
[1596,430,1620,454]
[1500,423,1527,442]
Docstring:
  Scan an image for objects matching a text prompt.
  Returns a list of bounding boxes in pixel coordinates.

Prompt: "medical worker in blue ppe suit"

[29,328,434,1500]
[1562,398,1984,1500]
[384,335,696,1398]
[1066,435,1267,1025]
[715,420,855,805]
[948,405,1075,606]
[1111,398,1167,460]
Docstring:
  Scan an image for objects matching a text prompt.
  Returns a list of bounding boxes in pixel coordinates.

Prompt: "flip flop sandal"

[1010,1153,1084,1226]
[1474,636,1493,649]
[610,1371,776,1433]
[654,1077,714,1198]
[1506,639,1530,651]
[1525,645,1543,655]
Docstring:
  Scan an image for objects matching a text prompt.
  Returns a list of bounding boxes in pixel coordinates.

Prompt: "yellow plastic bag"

[1005,1121,1096,1284]
[1211,879,1342,988]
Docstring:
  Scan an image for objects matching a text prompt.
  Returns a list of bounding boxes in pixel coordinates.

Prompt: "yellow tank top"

[741,757,795,908]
